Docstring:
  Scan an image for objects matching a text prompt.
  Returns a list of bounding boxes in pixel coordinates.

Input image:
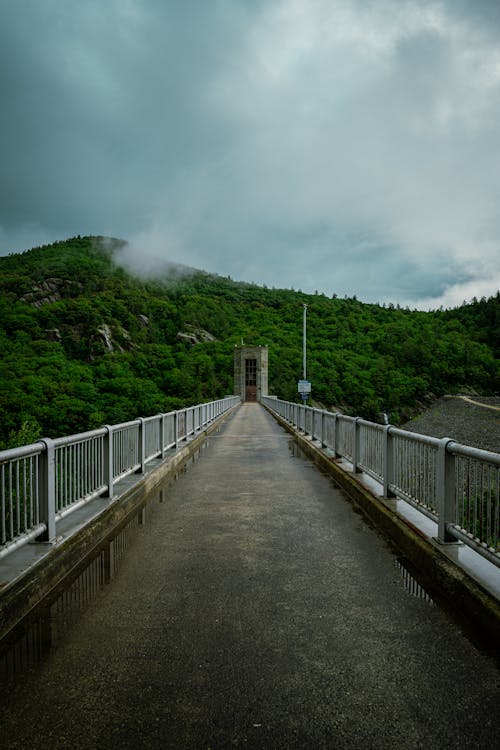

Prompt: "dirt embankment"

[402,396,500,454]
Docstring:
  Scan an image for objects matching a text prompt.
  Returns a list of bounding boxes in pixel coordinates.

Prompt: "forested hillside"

[0,236,498,448]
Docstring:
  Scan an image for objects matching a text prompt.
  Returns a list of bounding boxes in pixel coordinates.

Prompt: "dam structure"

[0,389,499,748]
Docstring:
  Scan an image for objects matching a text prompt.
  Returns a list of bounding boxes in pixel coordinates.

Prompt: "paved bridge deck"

[1,404,499,749]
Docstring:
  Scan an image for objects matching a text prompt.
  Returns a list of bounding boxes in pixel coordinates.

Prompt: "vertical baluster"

[495,469,499,550]
[23,457,28,532]
[15,460,20,536]
[485,465,491,547]
[78,441,82,505]
[8,462,13,542]
[71,444,75,505]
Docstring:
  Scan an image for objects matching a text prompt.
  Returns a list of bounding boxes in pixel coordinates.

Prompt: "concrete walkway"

[1,404,499,749]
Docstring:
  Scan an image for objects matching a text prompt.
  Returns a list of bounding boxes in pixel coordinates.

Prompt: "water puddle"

[173,439,209,481]
[0,434,214,685]
[288,439,315,465]
[0,457,202,685]
[0,513,141,684]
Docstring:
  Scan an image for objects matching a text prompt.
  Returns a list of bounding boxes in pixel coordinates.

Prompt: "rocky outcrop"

[93,324,135,354]
[96,324,115,353]
[45,328,62,343]
[20,278,83,307]
[176,325,216,345]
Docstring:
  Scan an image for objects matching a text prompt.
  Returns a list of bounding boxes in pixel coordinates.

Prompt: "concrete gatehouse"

[233,345,268,402]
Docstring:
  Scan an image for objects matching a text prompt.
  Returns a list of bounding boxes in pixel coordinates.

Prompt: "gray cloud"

[1,0,499,308]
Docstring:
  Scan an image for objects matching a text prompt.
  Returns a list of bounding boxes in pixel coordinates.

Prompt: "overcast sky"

[1,0,500,308]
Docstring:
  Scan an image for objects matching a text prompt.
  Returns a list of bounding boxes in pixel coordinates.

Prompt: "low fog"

[1,0,500,308]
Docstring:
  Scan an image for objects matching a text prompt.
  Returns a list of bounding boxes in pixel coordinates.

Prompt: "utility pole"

[298,303,311,404]
[303,303,307,381]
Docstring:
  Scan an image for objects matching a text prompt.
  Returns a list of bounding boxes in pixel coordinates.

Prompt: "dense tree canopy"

[0,236,498,447]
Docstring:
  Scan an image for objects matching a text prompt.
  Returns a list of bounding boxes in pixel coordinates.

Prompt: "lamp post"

[303,303,307,381]
[298,303,311,404]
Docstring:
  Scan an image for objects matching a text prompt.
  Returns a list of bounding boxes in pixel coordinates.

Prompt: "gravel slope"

[402,396,500,453]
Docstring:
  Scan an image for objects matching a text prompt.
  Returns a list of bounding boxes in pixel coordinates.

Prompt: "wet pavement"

[1,403,499,749]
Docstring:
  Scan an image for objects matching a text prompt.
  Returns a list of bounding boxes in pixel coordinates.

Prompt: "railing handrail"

[0,396,241,559]
[386,425,442,447]
[448,441,500,466]
[0,442,45,462]
[262,396,500,568]
[53,427,108,448]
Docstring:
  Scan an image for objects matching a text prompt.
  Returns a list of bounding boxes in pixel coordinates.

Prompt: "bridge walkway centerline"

[1,403,498,749]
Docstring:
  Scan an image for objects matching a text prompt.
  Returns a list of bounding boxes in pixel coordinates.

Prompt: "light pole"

[298,303,311,404]
[303,303,307,381]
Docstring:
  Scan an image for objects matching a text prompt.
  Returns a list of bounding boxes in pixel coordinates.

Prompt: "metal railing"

[262,397,500,568]
[0,397,240,560]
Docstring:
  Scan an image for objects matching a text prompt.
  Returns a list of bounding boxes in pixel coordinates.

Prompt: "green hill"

[0,236,498,447]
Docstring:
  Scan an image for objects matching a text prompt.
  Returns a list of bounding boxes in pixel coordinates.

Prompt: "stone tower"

[233,345,268,402]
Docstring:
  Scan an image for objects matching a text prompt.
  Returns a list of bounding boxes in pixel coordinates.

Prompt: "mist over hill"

[0,236,498,448]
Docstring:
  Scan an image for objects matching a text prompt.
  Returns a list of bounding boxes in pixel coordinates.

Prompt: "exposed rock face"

[45,328,62,343]
[97,324,115,353]
[176,325,217,345]
[93,324,135,354]
[20,278,83,307]
[137,314,149,328]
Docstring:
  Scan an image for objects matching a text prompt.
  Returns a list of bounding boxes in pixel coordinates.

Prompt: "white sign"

[297,380,311,394]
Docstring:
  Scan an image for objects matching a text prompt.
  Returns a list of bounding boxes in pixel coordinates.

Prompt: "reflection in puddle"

[174,440,208,481]
[288,440,314,465]
[289,437,435,607]
[288,439,302,458]
[395,558,434,604]
[0,440,210,684]
[0,515,138,683]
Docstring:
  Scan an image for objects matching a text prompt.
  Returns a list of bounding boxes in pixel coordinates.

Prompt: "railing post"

[161,414,166,459]
[437,438,456,543]
[104,425,114,499]
[321,411,327,448]
[174,411,179,449]
[137,418,145,473]
[37,438,56,542]
[352,418,362,473]
[333,413,340,457]
[382,425,395,498]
